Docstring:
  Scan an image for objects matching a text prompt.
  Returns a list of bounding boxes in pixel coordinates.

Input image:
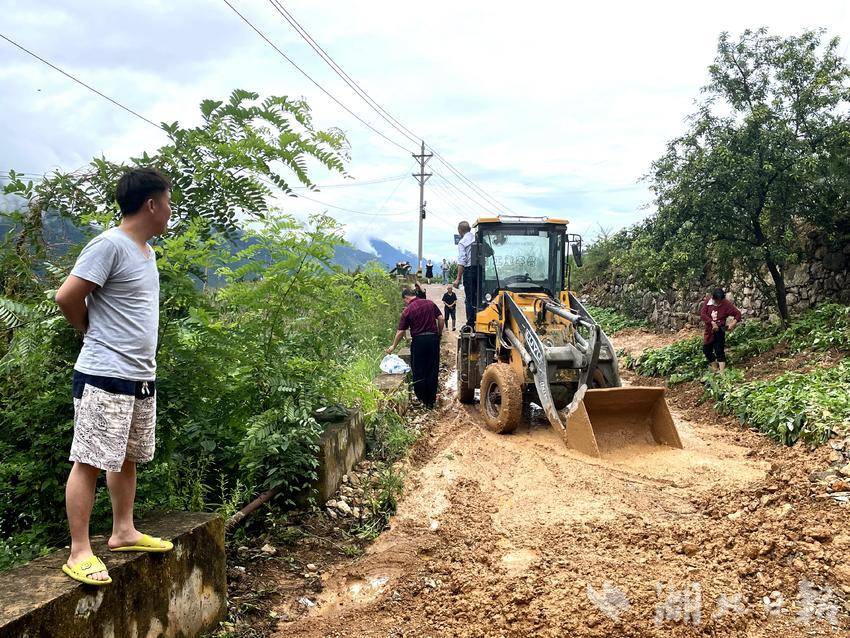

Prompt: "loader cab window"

[478,226,564,302]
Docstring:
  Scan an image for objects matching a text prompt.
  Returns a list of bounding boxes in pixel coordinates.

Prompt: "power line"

[266,0,420,147]
[260,1,518,215]
[430,177,479,217]
[257,172,414,218]
[428,148,518,214]
[0,32,166,133]
[0,32,417,226]
[431,166,493,212]
[219,0,414,155]
[424,189,466,224]
[287,192,414,218]
[290,173,407,190]
[428,192,470,226]
[0,33,413,219]
[373,173,408,215]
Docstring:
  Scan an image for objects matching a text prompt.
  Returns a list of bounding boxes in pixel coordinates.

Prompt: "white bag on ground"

[380,354,410,374]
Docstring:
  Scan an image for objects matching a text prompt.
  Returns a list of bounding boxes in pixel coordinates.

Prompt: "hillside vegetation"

[0,91,407,570]
[576,29,850,323]
[613,303,850,446]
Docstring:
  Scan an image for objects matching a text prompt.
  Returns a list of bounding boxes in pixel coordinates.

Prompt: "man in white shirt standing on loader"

[453,221,478,328]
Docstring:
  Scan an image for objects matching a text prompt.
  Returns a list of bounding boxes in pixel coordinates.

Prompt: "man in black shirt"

[442,285,458,330]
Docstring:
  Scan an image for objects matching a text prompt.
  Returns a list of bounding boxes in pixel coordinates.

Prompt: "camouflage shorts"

[70,371,157,472]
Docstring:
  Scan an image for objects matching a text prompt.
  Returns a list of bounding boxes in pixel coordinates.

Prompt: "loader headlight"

[485,293,492,302]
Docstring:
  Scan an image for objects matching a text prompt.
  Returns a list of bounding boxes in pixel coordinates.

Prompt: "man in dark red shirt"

[387,289,444,408]
[699,288,742,372]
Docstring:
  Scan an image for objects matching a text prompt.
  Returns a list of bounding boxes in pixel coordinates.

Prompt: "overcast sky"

[1,1,849,261]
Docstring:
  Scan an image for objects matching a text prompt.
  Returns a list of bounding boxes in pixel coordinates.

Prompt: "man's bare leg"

[66,462,109,580]
[107,459,142,549]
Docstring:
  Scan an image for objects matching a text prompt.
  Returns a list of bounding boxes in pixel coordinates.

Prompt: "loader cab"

[472,217,571,310]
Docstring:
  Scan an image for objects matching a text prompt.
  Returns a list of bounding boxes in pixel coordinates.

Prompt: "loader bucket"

[562,386,682,457]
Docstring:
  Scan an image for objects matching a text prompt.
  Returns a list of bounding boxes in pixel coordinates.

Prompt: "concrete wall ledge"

[314,410,366,502]
[0,511,226,638]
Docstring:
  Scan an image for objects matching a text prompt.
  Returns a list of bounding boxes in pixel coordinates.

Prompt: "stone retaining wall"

[583,234,850,329]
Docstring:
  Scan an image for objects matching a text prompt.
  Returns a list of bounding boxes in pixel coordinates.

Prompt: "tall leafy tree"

[649,28,850,321]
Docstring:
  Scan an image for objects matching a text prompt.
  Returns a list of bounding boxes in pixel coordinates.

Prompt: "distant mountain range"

[0,211,435,274]
[333,238,437,272]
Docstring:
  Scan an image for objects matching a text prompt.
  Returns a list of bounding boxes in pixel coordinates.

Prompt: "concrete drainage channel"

[0,372,410,638]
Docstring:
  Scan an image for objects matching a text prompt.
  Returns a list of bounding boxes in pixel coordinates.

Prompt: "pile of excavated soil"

[269,289,848,637]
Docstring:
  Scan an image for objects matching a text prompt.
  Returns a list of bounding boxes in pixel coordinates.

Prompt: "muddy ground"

[230,284,849,637]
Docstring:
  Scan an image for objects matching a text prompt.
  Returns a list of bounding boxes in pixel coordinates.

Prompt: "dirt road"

[275,284,849,637]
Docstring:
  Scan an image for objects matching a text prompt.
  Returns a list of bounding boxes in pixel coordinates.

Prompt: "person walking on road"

[453,221,478,328]
[442,285,458,330]
[441,258,449,284]
[425,259,434,280]
[387,289,444,408]
[699,287,741,372]
[54,168,175,586]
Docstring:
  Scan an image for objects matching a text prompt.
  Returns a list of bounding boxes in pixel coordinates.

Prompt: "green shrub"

[629,336,705,383]
[583,304,645,334]
[366,406,418,464]
[725,320,782,360]
[784,303,850,353]
[702,360,850,445]
[353,463,405,540]
[629,305,849,384]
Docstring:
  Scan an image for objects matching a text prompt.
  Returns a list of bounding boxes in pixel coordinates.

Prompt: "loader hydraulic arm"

[504,294,569,435]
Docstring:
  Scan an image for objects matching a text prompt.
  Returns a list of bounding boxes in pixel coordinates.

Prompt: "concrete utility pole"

[412,140,432,273]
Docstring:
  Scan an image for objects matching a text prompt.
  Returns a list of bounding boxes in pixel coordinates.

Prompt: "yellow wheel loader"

[456,216,682,457]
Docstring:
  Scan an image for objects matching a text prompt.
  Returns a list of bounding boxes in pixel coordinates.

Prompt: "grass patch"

[583,304,646,334]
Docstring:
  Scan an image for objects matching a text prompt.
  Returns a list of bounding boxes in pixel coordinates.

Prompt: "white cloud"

[1,0,848,262]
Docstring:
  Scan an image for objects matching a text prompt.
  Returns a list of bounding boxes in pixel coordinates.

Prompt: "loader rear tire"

[480,364,522,434]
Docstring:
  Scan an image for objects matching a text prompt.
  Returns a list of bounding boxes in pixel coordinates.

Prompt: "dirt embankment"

[249,287,849,637]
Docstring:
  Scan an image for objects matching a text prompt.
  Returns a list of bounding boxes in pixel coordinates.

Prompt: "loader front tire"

[480,364,522,434]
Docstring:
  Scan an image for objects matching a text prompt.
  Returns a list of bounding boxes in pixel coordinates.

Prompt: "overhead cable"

[0,32,165,133]
[266,0,420,147]
[261,1,517,214]
[220,0,415,155]
[287,192,414,218]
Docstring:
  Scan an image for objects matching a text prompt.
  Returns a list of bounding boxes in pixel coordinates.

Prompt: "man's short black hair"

[401,288,417,298]
[458,221,471,233]
[116,168,172,215]
[712,288,726,300]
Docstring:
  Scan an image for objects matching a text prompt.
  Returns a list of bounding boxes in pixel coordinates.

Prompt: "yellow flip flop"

[62,555,112,586]
[109,533,173,553]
